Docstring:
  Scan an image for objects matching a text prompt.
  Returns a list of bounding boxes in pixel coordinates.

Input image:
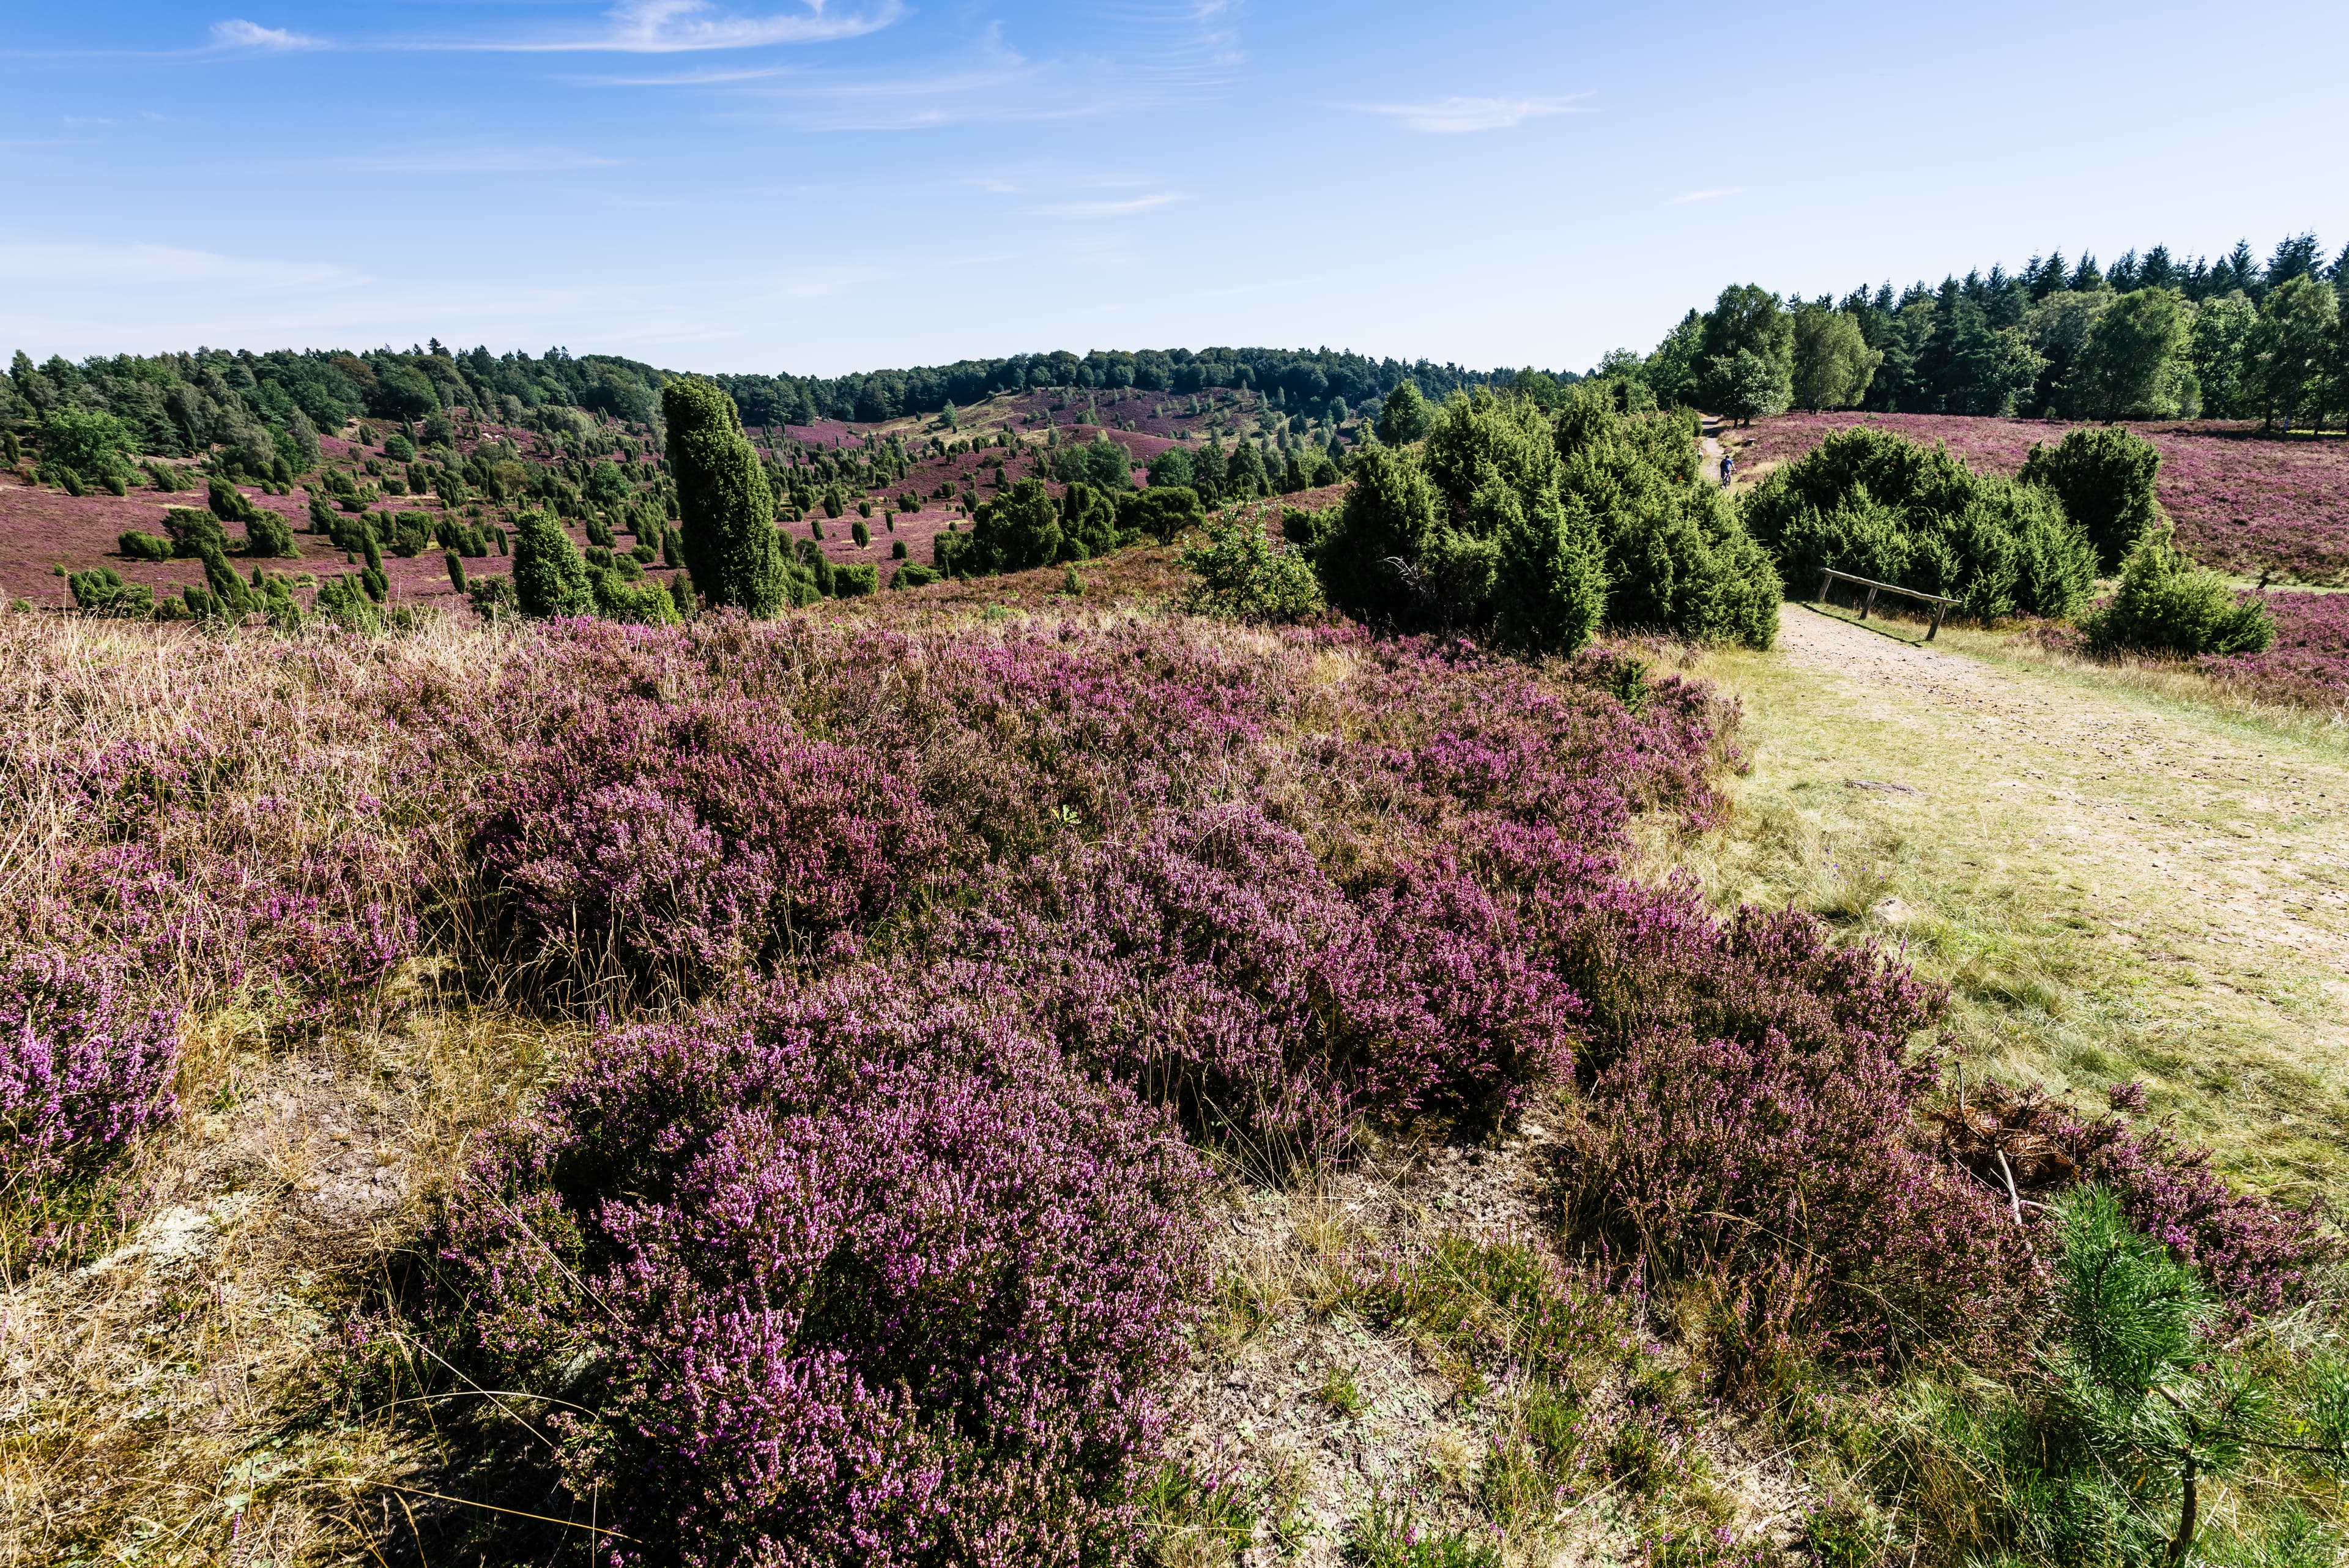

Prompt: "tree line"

[703,346,1559,429]
[1627,232,2349,429]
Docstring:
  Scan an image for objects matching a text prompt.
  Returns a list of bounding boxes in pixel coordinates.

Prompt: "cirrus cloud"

[1355,94,1589,133]
[209,20,324,52]
[448,0,904,54]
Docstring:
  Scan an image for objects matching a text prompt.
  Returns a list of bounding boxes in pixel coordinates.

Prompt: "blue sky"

[4,1,2343,376]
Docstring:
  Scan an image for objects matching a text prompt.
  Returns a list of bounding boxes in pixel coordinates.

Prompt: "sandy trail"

[1745,608,2349,1183]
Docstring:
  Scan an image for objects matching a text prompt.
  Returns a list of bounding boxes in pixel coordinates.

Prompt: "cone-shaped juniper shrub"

[665,376,786,616]
[510,508,594,619]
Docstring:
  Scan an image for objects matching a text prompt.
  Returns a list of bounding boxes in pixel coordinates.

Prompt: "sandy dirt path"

[1693,605,2349,1200]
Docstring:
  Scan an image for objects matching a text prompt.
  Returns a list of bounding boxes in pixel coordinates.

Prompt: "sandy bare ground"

[1720,607,2349,1197]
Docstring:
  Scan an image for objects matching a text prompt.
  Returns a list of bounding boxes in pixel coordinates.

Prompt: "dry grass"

[0,993,572,1566]
[1662,605,2349,1211]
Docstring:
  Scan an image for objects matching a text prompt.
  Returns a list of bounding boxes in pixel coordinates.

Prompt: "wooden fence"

[1814,568,1961,641]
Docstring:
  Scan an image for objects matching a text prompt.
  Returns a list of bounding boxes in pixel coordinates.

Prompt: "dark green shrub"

[1176,516,1325,623]
[1316,392,1608,654]
[831,562,880,598]
[117,530,173,563]
[590,567,680,625]
[956,478,1062,575]
[382,431,417,462]
[851,518,870,548]
[313,573,381,630]
[306,494,337,533]
[388,512,432,557]
[1060,482,1125,559]
[2018,425,2164,571]
[585,514,615,549]
[666,376,787,616]
[1556,388,1779,648]
[858,499,874,519]
[102,472,128,497]
[2084,529,2274,656]
[511,508,595,618]
[243,510,298,559]
[891,563,941,589]
[891,540,908,559]
[67,567,154,617]
[1111,486,1197,547]
[195,541,253,617]
[1745,426,2096,619]
[162,507,229,559]
[445,549,467,594]
[206,475,264,526]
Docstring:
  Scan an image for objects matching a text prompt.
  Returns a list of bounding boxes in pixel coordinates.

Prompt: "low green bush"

[1745,426,2096,619]
[2018,424,2163,572]
[1177,516,1325,623]
[243,510,299,559]
[117,530,173,563]
[162,507,229,559]
[2084,528,2274,656]
[67,567,154,617]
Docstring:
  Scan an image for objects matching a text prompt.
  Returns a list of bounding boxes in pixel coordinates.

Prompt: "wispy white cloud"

[1024,192,1181,217]
[1669,187,1740,204]
[1356,94,1589,134]
[302,147,628,175]
[209,19,325,53]
[439,0,903,55]
[0,235,350,289]
[1196,276,1316,299]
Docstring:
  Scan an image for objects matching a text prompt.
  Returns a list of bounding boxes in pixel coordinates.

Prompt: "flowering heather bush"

[437,969,1208,1567]
[2199,589,2349,710]
[1932,1081,2327,1321]
[1562,899,2030,1372]
[1740,414,2349,585]
[959,809,1578,1146]
[466,697,942,997]
[0,950,178,1236]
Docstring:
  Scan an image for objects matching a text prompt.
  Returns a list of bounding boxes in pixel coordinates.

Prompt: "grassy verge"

[1654,605,2349,1211]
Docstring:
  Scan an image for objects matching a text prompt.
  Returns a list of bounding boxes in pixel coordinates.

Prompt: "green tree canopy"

[37,405,136,480]
[2247,275,2339,431]
[1789,304,1882,411]
[2069,287,2196,420]
[1373,378,1432,445]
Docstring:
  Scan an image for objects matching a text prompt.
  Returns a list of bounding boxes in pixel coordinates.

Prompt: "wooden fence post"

[1861,585,1877,620]
[1817,570,1832,607]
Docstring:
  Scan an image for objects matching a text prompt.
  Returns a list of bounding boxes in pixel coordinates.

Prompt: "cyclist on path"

[1718,450,1734,487]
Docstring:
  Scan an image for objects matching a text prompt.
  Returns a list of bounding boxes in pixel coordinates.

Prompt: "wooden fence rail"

[1814,568,1962,641]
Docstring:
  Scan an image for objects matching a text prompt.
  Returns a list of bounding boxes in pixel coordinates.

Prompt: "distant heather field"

[1736,412,2349,585]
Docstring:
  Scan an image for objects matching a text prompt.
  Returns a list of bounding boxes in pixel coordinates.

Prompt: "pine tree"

[664,376,785,615]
